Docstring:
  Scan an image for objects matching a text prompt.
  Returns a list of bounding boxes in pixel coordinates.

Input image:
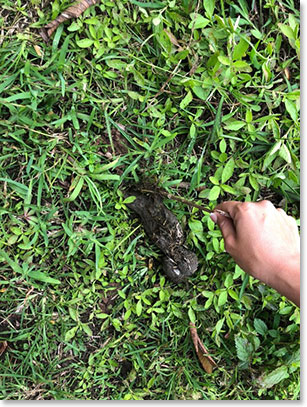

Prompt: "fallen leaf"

[189,322,216,374]
[283,67,291,80]
[0,341,8,356]
[197,350,215,374]
[34,44,43,57]
[99,282,120,314]
[39,0,99,42]
[163,29,183,50]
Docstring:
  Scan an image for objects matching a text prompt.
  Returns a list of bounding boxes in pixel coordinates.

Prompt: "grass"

[0,0,300,400]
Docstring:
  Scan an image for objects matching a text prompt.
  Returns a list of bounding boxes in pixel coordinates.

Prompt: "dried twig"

[140,188,230,218]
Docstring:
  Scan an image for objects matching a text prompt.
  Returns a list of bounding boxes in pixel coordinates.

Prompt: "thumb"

[210,212,236,253]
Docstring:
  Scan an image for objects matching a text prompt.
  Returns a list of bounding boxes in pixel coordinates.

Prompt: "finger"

[288,215,299,228]
[214,201,242,218]
[287,214,299,233]
[277,208,298,228]
[277,207,288,219]
[213,212,237,254]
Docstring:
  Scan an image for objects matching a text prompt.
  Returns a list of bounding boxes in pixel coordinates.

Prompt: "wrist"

[268,254,300,306]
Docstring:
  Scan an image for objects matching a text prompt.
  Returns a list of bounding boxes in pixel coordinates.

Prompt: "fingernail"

[210,212,217,223]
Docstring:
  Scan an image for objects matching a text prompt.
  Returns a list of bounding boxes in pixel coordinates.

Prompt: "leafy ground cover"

[0,0,300,400]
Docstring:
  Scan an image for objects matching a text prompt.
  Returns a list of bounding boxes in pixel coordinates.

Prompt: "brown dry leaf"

[163,29,183,50]
[197,350,214,374]
[284,67,291,80]
[99,282,120,314]
[39,0,99,42]
[34,44,43,57]
[0,341,8,356]
[189,322,216,374]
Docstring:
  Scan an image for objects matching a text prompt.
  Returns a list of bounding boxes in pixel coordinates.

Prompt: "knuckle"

[259,200,274,209]
[277,208,286,215]
[237,202,253,213]
[289,216,298,227]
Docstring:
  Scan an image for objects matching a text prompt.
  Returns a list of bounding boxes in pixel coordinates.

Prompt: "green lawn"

[0,0,300,400]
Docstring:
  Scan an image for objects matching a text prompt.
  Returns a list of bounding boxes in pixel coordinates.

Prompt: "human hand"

[210,200,300,306]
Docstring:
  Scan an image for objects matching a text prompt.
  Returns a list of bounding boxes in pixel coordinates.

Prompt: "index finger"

[214,201,242,218]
